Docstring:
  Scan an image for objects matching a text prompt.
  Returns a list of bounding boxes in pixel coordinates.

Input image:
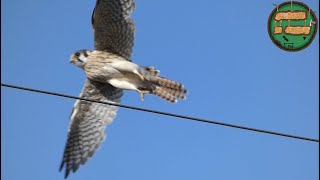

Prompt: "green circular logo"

[268,1,318,52]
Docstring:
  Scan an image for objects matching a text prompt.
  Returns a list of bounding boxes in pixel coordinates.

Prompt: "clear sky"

[1,0,319,180]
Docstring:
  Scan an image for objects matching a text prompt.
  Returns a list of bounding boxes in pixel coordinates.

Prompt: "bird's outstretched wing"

[61,1,135,178]
[60,79,123,178]
[92,0,136,60]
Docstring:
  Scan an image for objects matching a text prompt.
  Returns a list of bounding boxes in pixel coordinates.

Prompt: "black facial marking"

[83,51,89,57]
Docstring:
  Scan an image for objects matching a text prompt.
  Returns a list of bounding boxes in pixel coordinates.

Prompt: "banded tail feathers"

[151,77,187,103]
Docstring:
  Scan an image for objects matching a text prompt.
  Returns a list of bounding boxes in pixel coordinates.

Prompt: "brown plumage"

[152,77,185,91]
[160,86,187,100]
[63,0,188,178]
[153,86,177,103]
[61,0,136,178]
[151,85,187,103]
[150,76,187,103]
[142,66,187,103]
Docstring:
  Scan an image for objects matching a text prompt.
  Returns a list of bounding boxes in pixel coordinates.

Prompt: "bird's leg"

[140,92,145,101]
[137,90,149,101]
[137,74,145,81]
[133,70,145,80]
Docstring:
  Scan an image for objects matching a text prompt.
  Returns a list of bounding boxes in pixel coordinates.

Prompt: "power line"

[1,83,319,143]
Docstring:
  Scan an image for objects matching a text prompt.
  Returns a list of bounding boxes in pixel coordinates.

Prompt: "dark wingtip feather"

[64,169,70,179]
[59,160,70,179]
[59,161,64,172]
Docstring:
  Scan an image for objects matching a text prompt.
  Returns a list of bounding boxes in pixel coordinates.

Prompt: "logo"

[268,1,318,52]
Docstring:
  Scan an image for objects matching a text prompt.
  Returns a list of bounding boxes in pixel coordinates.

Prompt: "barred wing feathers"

[92,0,135,60]
[60,80,122,178]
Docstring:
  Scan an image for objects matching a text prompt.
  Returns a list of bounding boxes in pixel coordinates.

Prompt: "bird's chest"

[85,64,122,81]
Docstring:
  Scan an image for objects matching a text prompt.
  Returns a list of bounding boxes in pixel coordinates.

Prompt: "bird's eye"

[74,52,81,57]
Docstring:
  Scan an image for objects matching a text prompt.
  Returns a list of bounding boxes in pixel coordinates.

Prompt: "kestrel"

[59,0,187,178]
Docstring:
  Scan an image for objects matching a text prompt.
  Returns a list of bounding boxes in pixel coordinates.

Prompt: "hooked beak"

[69,55,76,64]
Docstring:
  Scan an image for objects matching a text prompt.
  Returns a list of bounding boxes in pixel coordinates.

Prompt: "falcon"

[59,0,187,178]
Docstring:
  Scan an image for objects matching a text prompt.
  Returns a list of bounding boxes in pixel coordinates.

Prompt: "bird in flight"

[59,0,187,178]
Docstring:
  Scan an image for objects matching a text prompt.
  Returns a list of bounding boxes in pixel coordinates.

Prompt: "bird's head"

[69,50,92,68]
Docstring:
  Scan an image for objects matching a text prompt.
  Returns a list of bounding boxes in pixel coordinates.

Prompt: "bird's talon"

[140,93,145,101]
[138,90,149,101]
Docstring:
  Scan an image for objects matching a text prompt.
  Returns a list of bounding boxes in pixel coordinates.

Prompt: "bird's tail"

[150,76,187,103]
[141,66,187,103]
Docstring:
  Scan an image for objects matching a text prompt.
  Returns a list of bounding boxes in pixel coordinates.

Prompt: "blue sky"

[1,0,319,179]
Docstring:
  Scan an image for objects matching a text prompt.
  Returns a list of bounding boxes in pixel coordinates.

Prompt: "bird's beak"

[69,55,75,64]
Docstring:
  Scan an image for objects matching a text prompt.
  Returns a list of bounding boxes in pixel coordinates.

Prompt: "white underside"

[108,79,138,91]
